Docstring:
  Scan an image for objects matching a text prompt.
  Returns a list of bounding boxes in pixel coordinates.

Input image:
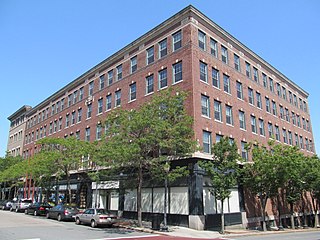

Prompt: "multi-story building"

[10,5,315,230]
[7,105,32,157]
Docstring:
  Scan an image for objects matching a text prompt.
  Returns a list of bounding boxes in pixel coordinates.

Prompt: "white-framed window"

[65,114,69,128]
[236,82,243,99]
[98,98,103,114]
[203,130,212,154]
[214,100,222,121]
[99,75,105,90]
[77,108,82,122]
[89,81,94,96]
[221,45,228,64]
[96,125,102,140]
[159,68,167,89]
[131,56,137,73]
[262,73,267,88]
[269,78,274,92]
[116,65,122,81]
[259,119,265,136]
[239,110,246,130]
[276,83,281,97]
[256,92,262,109]
[85,127,90,142]
[198,30,206,50]
[129,83,136,101]
[265,97,270,113]
[172,30,182,51]
[71,112,75,125]
[268,123,273,138]
[87,103,92,119]
[248,88,254,105]
[212,68,219,88]
[234,54,240,72]
[223,74,230,94]
[146,46,154,65]
[253,67,259,83]
[226,105,233,125]
[199,61,208,83]
[283,129,288,144]
[146,75,154,94]
[115,90,121,107]
[272,101,277,116]
[106,94,112,110]
[79,87,84,101]
[245,62,251,79]
[159,39,167,59]
[173,61,182,83]
[210,38,218,57]
[108,70,113,86]
[275,126,280,141]
[201,95,210,118]
[251,115,257,134]
[241,141,248,161]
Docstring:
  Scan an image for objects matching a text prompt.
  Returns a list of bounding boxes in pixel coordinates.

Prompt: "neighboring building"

[9,5,315,230]
[7,105,32,156]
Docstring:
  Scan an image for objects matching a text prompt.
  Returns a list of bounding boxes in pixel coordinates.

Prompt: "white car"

[74,208,118,228]
[10,198,32,212]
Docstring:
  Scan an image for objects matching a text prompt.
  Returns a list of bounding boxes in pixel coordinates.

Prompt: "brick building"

[9,5,315,230]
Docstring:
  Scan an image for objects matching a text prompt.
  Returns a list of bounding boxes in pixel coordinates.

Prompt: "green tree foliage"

[101,88,195,226]
[200,137,240,234]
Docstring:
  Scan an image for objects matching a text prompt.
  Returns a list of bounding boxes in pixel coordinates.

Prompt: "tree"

[37,137,93,204]
[200,137,240,234]
[102,88,195,227]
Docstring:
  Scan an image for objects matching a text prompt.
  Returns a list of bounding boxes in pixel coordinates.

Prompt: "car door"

[81,209,92,224]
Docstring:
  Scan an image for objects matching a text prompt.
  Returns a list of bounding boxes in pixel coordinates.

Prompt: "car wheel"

[46,213,50,219]
[24,209,28,214]
[10,207,13,212]
[91,220,97,228]
[57,214,62,221]
[34,210,38,216]
[15,208,19,213]
[2,206,6,210]
[75,217,81,225]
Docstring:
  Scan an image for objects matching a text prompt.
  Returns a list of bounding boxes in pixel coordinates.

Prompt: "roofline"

[8,105,32,121]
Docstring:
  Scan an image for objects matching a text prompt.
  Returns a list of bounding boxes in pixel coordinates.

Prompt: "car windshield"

[96,209,108,215]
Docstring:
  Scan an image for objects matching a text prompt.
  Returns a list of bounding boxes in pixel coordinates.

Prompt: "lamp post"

[162,162,170,232]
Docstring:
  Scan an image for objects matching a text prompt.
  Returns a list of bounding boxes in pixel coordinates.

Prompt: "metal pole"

[162,176,168,231]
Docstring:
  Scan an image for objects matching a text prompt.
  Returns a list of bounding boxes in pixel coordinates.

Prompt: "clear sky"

[0,0,319,157]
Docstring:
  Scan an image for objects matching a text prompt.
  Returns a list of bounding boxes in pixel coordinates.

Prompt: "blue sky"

[0,0,319,156]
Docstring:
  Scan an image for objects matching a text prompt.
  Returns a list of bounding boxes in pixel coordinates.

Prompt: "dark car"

[25,202,53,216]
[46,204,79,221]
[0,200,13,210]
[74,208,118,228]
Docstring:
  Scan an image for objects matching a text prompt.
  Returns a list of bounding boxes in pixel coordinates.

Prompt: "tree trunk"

[277,194,283,229]
[260,195,268,231]
[221,200,225,234]
[66,172,72,204]
[290,202,295,229]
[137,166,143,227]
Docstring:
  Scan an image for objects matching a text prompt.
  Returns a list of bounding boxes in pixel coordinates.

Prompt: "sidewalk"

[117,219,320,239]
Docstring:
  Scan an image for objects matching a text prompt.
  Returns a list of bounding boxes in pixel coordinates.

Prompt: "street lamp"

[162,162,170,232]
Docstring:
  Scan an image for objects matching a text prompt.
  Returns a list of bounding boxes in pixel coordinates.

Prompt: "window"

[306,120,310,131]
[158,39,167,59]
[303,101,307,112]
[299,136,304,149]
[268,123,274,138]
[289,91,293,104]
[275,126,280,141]
[297,115,301,127]
[106,94,112,110]
[212,68,220,88]
[76,131,80,140]
[276,83,281,97]
[58,119,62,130]
[214,100,222,121]
[241,141,248,161]
[67,94,72,107]
[285,108,290,122]
[295,134,299,146]
[279,105,284,119]
[199,61,208,83]
[71,112,75,125]
[306,138,309,151]
[99,75,105,90]
[223,74,230,94]
[272,101,277,116]
[49,123,53,134]
[96,125,102,140]
[129,83,136,101]
[77,108,82,122]
[256,92,262,109]
[221,45,228,64]
[216,134,223,143]
[239,110,246,130]
[172,30,182,51]
[282,87,287,100]
[210,38,218,57]
[288,131,293,145]
[198,30,206,50]
[98,98,103,114]
[87,103,92,119]
[248,88,254,105]
[79,87,84,101]
[299,98,303,110]
[236,82,243,99]
[173,61,182,83]
[108,70,113,86]
[293,94,297,107]
[265,97,270,112]
[302,117,306,130]
[65,114,69,128]
[262,73,267,88]
[253,67,259,83]
[245,62,251,79]
[53,120,57,133]
[159,68,167,89]
[283,129,288,144]
[259,119,265,136]
[85,127,90,142]
[89,81,94,96]
[251,115,257,134]
[116,65,122,81]
[146,74,154,94]
[226,105,233,125]
[234,54,241,71]
[203,130,212,154]
[201,95,210,117]
[146,46,154,65]
[131,56,137,73]
[292,112,296,125]
[115,90,121,107]
[269,78,274,92]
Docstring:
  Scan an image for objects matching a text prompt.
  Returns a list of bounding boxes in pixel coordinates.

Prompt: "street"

[227,231,320,240]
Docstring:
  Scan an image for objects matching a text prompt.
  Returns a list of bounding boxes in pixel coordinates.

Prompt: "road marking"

[19,239,41,240]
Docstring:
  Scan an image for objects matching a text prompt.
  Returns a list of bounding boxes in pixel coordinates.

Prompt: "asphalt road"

[226,230,320,240]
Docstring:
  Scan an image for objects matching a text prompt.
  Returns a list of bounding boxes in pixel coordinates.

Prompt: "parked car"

[10,198,32,212]
[46,204,79,221]
[74,208,118,228]
[0,200,13,210]
[25,202,53,216]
